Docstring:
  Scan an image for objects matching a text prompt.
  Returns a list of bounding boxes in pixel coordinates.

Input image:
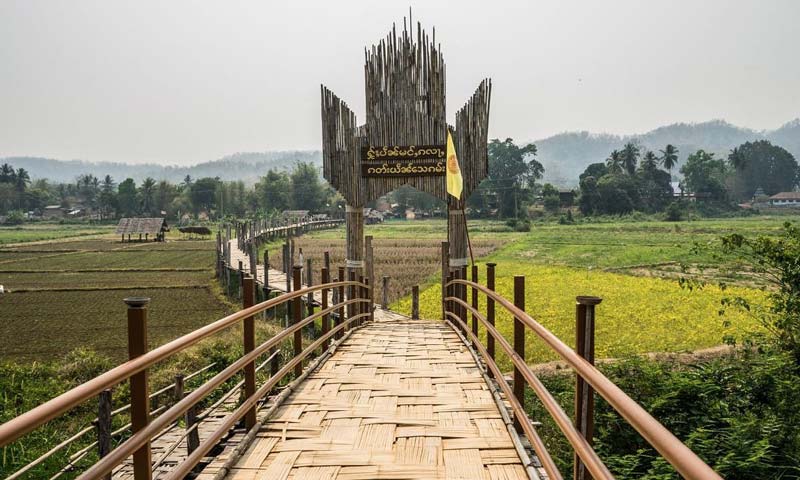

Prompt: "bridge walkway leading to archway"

[197,318,538,480]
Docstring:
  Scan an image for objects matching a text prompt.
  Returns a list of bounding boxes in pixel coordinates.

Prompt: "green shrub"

[531,348,800,479]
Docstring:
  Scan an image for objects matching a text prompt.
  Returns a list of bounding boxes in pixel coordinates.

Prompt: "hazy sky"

[1,0,798,165]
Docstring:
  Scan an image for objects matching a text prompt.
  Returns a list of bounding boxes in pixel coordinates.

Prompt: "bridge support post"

[293,266,303,377]
[242,275,257,430]
[124,297,152,480]
[575,296,602,480]
[512,277,525,433]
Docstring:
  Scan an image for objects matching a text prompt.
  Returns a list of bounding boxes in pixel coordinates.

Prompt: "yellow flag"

[446,130,463,199]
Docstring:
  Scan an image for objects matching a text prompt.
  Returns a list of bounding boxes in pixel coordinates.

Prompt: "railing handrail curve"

[78,310,370,480]
[446,278,723,480]
[0,280,368,447]
[446,296,614,480]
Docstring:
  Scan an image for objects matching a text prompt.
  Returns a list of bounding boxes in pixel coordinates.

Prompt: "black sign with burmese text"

[360,145,446,177]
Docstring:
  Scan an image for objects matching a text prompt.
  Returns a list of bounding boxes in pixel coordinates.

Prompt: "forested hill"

[535,119,800,186]
[4,119,798,187]
[0,151,322,184]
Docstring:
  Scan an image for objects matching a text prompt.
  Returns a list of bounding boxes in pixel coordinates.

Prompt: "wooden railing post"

[336,267,345,338]
[348,270,356,328]
[445,272,453,320]
[513,276,526,433]
[263,249,270,294]
[471,265,479,343]
[237,261,244,300]
[366,235,374,312]
[324,251,331,273]
[365,277,373,323]
[242,275,257,430]
[292,265,303,377]
[358,275,365,326]
[486,263,496,365]
[382,276,390,309]
[96,389,112,480]
[411,285,419,319]
[575,296,602,480]
[306,258,314,319]
[441,241,449,321]
[186,405,199,457]
[321,267,330,347]
[457,267,467,332]
[124,297,152,480]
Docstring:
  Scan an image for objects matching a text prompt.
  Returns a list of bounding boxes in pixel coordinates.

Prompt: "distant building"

[768,192,800,207]
[42,205,64,220]
[116,217,169,242]
[558,189,575,206]
[282,210,310,221]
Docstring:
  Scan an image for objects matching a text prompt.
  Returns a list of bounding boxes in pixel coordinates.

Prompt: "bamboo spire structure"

[320,14,491,275]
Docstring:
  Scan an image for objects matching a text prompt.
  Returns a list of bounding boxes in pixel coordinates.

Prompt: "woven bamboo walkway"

[209,319,535,480]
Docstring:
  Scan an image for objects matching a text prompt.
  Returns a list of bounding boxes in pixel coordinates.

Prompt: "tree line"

[2,138,796,223]
[578,139,798,216]
[0,162,338,222]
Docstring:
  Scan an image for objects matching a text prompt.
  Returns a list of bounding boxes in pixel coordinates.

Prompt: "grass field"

[0,230,231,361]
[371,217,797,364]
[0,223,114,244]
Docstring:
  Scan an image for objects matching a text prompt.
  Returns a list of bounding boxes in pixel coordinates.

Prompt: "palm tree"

[0,164,15,183]
[621,142,640,175]
[14,168,30,192]
[139,177,157,215]
[659,144,679,176]
[640,151,658,171]
[606,150,623,175]
[728,146,747,171]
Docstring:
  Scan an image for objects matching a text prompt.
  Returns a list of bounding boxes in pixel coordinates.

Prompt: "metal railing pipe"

[447,279,723,480]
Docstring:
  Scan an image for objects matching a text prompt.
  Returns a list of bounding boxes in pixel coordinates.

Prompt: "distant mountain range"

[0,151,322,184]
[535,119,800,186]
[3,118,798,187]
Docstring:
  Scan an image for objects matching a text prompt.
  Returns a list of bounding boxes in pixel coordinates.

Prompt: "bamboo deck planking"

[214,320,533,480]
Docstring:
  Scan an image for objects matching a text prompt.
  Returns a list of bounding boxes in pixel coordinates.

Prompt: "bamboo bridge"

[0,218,723,480]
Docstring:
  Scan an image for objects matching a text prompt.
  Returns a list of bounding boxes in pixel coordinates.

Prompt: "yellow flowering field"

[393,264,767,366]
